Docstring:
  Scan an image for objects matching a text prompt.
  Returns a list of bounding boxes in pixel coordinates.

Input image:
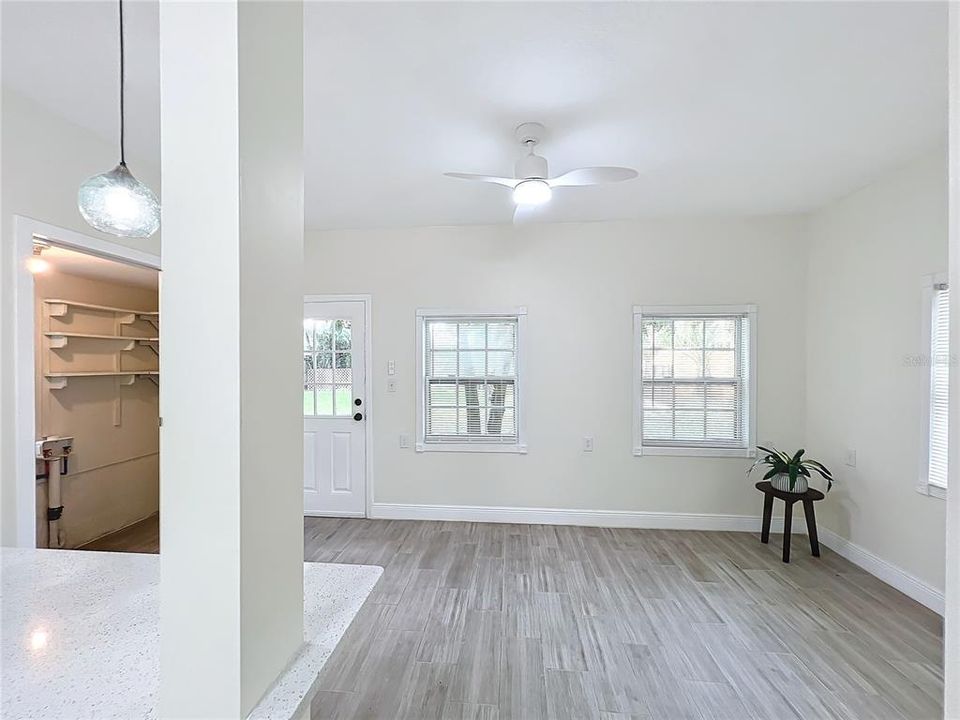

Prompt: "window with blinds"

[420,314,520,446]
[927,284,949,490]
[635,307,755,454]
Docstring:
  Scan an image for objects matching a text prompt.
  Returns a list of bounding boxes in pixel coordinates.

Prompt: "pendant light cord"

[118,0,126,165]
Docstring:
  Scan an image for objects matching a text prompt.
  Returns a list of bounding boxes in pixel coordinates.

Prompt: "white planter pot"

[771,473,808,494]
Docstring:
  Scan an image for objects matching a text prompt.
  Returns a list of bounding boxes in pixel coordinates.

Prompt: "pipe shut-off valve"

[36,436,73,547]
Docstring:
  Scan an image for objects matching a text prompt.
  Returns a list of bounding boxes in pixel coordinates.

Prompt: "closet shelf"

[44,332,159,351]
[45,299,159,325]
[45,370,159,390]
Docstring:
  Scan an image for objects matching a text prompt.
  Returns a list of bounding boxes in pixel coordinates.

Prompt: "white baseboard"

[369,502,807,533]
[368,502,944,616]
[818,527,944,616]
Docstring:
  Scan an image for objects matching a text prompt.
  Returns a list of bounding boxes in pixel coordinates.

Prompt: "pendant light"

[78,0,160,238]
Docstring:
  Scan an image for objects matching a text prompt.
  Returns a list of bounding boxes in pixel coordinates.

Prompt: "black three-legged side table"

[755,480,825,563]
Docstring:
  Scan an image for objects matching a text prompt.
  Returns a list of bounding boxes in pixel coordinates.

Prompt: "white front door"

[303,299,367,516]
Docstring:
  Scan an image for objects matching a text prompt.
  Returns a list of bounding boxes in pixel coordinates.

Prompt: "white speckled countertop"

[0,548,382,720]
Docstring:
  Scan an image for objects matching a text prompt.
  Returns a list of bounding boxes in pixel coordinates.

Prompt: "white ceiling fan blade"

[444,172,519,188]
[549,167,638,187]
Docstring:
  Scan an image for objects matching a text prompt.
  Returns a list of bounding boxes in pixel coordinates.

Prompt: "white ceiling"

[41,245,159,290]
[2,1,948,230]
[2,0,160,176]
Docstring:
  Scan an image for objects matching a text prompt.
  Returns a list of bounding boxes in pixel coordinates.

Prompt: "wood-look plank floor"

[304,518,944,720]
[77,513,160,553]
[74,515,945,718]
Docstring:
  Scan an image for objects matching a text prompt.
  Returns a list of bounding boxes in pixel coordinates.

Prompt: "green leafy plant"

[747,446,833,492]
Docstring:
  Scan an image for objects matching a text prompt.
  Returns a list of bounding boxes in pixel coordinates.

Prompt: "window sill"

[417,442,527,455]
[917,483,947,500]
[635,445,755,459]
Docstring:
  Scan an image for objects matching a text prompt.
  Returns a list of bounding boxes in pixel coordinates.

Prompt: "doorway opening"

[14,218,161,553]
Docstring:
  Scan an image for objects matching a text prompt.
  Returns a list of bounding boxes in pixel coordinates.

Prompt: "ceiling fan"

[444,122,638,209]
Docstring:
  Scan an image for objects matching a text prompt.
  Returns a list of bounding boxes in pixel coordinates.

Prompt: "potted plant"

[747,446,833,494]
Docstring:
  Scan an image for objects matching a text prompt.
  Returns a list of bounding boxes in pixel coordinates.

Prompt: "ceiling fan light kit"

[512,179,551,206]
[444,121,638,210]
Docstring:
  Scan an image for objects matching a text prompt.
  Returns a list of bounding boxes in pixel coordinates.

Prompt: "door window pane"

[315,386,334,416]
[312,319,334,350]
[304,318,353,417]
[334,320,352,350]
[334,385,352,417]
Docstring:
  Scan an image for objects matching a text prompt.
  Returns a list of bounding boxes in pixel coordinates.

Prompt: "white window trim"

[416,307,528,454]
[632,304,758,458]
[918,273,948,500]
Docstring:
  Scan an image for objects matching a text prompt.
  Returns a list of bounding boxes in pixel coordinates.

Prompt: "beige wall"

[806,150,948,592]
[34,270,159,548]
[306,216,809,519]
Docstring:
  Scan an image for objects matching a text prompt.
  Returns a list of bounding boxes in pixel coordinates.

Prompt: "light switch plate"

[399,433,411,449]
[583,436,594,452]
[387,360,396,376]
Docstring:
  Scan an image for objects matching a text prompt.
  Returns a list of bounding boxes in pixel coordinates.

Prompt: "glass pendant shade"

[78,162,160,238]
[77,0,160,238]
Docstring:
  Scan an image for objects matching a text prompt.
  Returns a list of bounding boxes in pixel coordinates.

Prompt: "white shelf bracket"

[138,339,160,355]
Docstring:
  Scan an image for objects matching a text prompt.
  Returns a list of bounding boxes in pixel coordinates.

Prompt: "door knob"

[354,398,362,406]
[354,412,363,421]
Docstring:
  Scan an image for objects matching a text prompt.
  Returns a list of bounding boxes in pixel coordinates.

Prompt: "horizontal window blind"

[639,314,750,448]
[928,285,949,489]
[423,316,519,444]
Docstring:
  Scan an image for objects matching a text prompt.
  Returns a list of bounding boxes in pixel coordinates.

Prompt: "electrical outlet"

[387,360,396,376]
[583,436,594,452]
[845,449,857,468]
[387,379,397,393]
[399,433,411,449]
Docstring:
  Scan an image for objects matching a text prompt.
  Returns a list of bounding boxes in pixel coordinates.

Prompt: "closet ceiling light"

[26,245,50,274]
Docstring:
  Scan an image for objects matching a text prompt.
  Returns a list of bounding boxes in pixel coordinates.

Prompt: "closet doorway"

[13,217,161,552]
